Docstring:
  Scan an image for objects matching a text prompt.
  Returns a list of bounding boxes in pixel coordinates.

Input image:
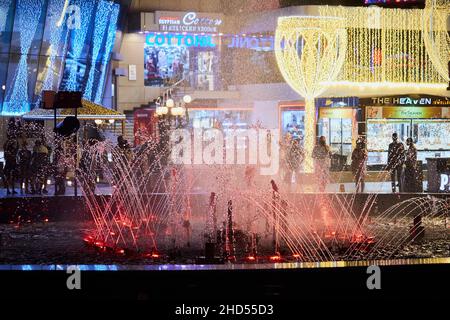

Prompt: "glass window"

[281,109,305,142]
[367,119,411,151]
[413,120,450,151]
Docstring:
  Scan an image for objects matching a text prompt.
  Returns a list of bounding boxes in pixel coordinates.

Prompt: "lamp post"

[155,94,191,162]
[155,94,191,126]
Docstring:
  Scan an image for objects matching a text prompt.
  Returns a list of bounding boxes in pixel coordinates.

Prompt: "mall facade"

[118,4,449,167]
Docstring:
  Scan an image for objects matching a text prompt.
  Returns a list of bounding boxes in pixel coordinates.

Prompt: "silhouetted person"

[286,139,304,185]
[31,140,48,194]
[404,137,418,192]
[17,140,32,194]
[3,135,19,195]
[40,135,51,194]
[387,133,405,193]
[351,138,368,193]
[53,140,67,196]
[312,136,332,192]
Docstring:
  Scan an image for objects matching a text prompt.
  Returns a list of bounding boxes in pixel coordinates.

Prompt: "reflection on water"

[1,257,448,271]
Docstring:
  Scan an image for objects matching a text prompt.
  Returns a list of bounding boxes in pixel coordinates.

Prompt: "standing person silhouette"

[312,136,332,192]
[3,134,19,195]
[351,138,368,193]
[404,137,418,192]
[387,133,405,193]
[17,140,32,194]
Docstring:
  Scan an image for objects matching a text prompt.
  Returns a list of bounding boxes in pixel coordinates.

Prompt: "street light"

[166,98,175,108]
[183,94,192,104]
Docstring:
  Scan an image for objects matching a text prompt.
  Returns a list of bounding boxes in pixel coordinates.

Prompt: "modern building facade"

[0,0,122,116]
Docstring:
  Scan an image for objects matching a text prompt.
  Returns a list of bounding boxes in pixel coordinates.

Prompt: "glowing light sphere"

[183,94,192,104]
[422,0,450,81]
[274,16,347,172]
[171,106,184,116]
[166,98,175,108]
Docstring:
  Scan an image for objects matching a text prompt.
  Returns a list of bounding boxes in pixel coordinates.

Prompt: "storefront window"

[189,110,251,129]
[319,118,352,157]
[367,119,410,165]
[281,109,305,142]
[144,44,189,87]
[196,51,216,90]
[367,118,450,165]
[413,120,450,150]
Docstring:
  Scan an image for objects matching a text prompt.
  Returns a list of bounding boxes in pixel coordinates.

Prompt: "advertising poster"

[144,43,189,87]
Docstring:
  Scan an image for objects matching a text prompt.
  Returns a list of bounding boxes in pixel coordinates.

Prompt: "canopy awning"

[21,99,126,120]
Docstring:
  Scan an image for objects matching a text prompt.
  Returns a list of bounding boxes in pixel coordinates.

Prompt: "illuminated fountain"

[77,137,449,263]
[76,10,449,264]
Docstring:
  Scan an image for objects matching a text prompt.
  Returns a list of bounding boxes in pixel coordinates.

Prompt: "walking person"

[404,137,418,192]
[351,138,368,193]
[17,140,32,194]
[387,133,405,193]
[312,136,332,192]
[3,134,19,195]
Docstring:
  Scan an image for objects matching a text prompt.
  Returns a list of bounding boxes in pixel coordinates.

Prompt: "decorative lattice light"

[3,0,44,115]
[422,0,450,82]
[38,0,68,105]
[275,16,347,172]
[95,3,120,103]
[319,6,446,86]
[65,0,95,91]
[85,0,113,100]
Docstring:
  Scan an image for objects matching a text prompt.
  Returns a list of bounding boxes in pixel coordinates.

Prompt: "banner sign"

[155,11,223,33]
[360,95,450,106]
[319,107,354,119]
[367,106,450,119]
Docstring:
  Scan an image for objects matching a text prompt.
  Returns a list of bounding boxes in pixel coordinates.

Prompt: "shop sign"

[367,106,448,119]
[319,107,354,119]
[361,95,450,106]
[226,36,274,51]
[156,11,223,33]
[440,174,449,192]
[146,33,216,47]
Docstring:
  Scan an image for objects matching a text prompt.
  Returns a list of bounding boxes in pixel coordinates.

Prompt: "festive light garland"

[3,0,44,115]
[319,5,446,86]
[94,3,120,104]
[65,0,95,91]
[422,0,450,81]
[0,0,9,33]
[41,0,67,91]
[274,16,347,173]
[85,0,114,100]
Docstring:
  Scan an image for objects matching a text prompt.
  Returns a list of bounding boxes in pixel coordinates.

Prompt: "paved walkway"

[0,181,431,198]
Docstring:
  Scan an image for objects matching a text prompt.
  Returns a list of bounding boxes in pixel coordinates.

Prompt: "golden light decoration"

[319,6,446,86]
[422,0,450,81]
[274,16,347,172]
